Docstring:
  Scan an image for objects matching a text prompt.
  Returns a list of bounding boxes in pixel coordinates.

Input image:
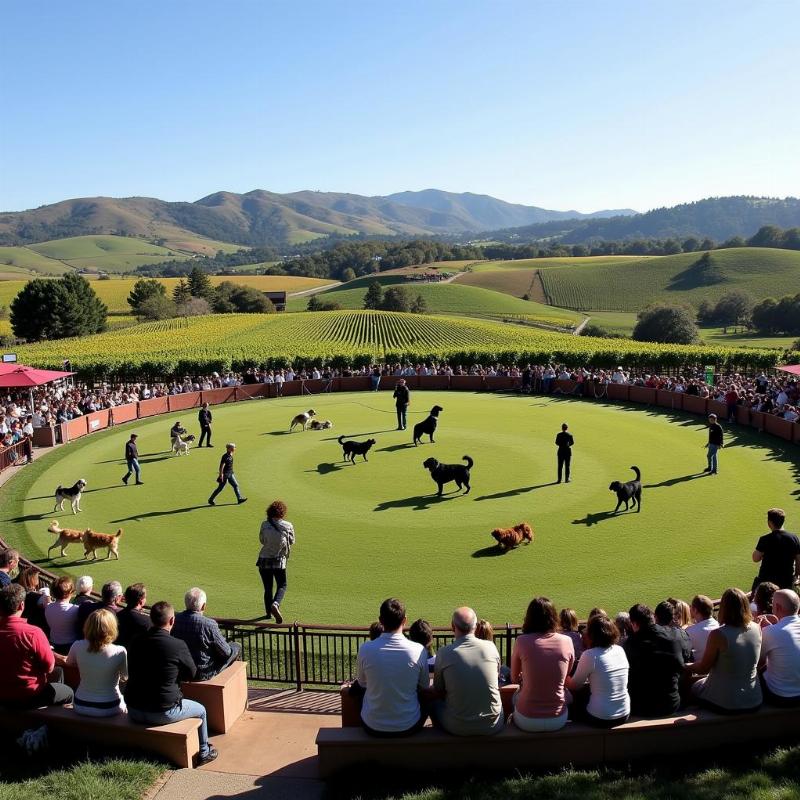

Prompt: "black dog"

[338,435,376,463]
[413,405,443,446]
[423,455,473,496]
[609,466,642,512]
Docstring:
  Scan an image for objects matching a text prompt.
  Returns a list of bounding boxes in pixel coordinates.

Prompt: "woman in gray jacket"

[257,500,295,623]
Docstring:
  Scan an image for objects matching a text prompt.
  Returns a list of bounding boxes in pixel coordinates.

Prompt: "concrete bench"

[317,702,800,778]
[181,660,248,735]
[0,705,201,768]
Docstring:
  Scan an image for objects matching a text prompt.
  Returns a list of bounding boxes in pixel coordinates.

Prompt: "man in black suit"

[393,379,411,431]
[555,423,574,483]
[198,403,213,448]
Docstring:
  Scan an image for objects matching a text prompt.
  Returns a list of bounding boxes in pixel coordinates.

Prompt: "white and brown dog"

[54,479,87,514]
[82,528,123,561]
[172,434,194,456]
[309,419,334,430]
[47,520,85,558]
[289,409,316,432]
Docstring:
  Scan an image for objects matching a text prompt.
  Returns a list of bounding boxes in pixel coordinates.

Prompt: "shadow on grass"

[471,545,507,558]
[108,505,211,522]
[323,430,393,441]
[263,430,293,436]
[644,473,706,488]
[26,485,129,501]
[374,493,462,511]
[378,443,415,453]
[306,462,345,475]
[572,510,621,526]
[475,483,558,501]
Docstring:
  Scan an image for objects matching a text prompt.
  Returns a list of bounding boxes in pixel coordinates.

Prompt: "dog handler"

[122,433,143,485]
[704,414,724,475]
[555,423,573,483]
[393,378,411,431]
[208,443,247,506]
[198,402,213,448]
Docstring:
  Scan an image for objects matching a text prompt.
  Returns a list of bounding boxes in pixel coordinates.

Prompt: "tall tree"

[127,278,166,313]
[363,280,384,310]
[187,267,214,300]
[632,304,699,344]
[172,279,192,305]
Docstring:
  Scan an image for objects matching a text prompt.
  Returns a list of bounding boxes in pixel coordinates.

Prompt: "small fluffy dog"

[290,409,316,432]
[609,466,642,513]
[82,528,123,561]
[413,405,443,446]
[423,455,473,496]
[491,522,534,550]
[47,520,85,558]
[54,479,87,514]
[309,419,334,430]
[338,435,376,462]
[172,434,194,456]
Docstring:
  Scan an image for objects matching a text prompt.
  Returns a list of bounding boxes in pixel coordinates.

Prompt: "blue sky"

[2,1,798,213]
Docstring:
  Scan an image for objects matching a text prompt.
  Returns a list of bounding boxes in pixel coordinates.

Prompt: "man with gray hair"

[0,548,19,588]
[77,580,123,630]
[759,588,800,706]
[432,606,504,736]
[171,587,241,680]
[74,575,94,606]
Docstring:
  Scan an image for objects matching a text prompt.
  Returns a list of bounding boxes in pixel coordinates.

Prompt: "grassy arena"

[2,392,798,625]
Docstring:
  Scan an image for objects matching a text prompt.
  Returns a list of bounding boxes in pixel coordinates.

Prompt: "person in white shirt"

[759,589,800,706]
[354,598,428,736]
[784,407,799,423]
[611,367,627,384]
[285,369,295,382]
[44,576,80,655]
[686,594,720,661]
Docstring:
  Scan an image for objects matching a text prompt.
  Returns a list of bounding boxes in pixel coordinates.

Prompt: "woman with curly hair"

[256,499,295,623]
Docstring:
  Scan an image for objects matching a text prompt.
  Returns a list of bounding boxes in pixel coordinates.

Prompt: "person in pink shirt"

[510,597,575,732]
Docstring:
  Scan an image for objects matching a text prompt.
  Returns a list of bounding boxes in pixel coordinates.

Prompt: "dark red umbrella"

[0,365,74,388]
[777,365,800,377]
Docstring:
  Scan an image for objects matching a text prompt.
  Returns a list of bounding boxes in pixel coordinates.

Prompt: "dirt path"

[528,269,548,304]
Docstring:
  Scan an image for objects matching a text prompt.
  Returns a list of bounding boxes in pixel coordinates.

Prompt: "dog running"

[82,528,124,561]
[53,479,87,514]
[309,419,334,430]
[609,466,642,513]
[413,405,443,446]
[491,522,534,550]
[423,455,473,496]
[47,520,85,558]
[172,434,195,456]
[338,435,376,463]
[290,409,316,432]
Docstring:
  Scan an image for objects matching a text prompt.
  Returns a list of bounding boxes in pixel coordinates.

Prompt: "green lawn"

[2,392,796,625]
[583,311,638,335]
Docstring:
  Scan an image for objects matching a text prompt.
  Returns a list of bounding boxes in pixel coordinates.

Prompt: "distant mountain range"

[0,189,635,248]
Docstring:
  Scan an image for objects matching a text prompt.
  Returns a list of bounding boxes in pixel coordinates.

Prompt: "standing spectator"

[122,433,142,485]
[45,576,79,655]
[432,606,503,736]
[116,583,151,648]
[67,609,128,717]
[686,595,719,661]
[172,588,241,680]
[77,580,123,631]
[687,588,762,713]
[555,423,573,484]
[0,584,73,708]
[752,508,800,591]
[354,598,428,736]
[0,548,19,588]
[371,366,381,392]
[703,414,723,475]
[208,443,247,506]
[126,601,217,765]
[624,604,684,717]
[392,379,410,431]
[257,500,295,623]
[759,589,800,706]
[198,402,213,448]
[74,575,94,605]
[510,597,575,732]
[565,614,630,727]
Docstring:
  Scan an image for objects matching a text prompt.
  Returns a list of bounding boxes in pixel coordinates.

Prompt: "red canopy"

[777,365,800,376]
[0,365,74,388]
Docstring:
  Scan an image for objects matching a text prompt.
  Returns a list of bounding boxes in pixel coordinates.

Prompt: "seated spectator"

[511,597,575,732]
[67,609,128,717]
[0,584,73,708]
[686,595,719,661]
[74,575,94,605]
[669,598,692,629]
[624,604,684,717]
[15,566,49,635]
[0,548,19,588]
[126,601,217,765]
[45,576,79,655]
[368,621,384,641]
[354,597,428,737]
[171,587,241,680]
[614,611,632,646]
[687,588,762,714]
[408,618,435,672]
[432,606,503,736]
[655,600,692,662]
[752,581,779,628]
[559,608,584,663]
[116,583,152,648]
[475,618,512,685]
[566,614,630,728]
[77,580,123,631]
[759,589,800,706]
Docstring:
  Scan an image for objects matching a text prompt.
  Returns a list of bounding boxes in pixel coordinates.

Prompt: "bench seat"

[317,704,800,778]
[181,660,248,734]
[0,705,201,768]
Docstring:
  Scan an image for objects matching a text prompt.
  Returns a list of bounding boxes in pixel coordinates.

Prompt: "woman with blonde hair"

[686,587,762,713]
[66,609,128,717]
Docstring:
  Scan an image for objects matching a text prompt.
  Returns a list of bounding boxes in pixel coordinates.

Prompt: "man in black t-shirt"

[753,508,800,591]
[555,423,574,483]
[122,433,142,485]
[704,414,724,475]
[208,443,247,506]
[198,403,213,448]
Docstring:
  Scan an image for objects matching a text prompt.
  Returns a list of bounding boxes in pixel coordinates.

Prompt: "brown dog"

[491,522,534,551]
[47,520,85,558]
[82,528,123,560]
